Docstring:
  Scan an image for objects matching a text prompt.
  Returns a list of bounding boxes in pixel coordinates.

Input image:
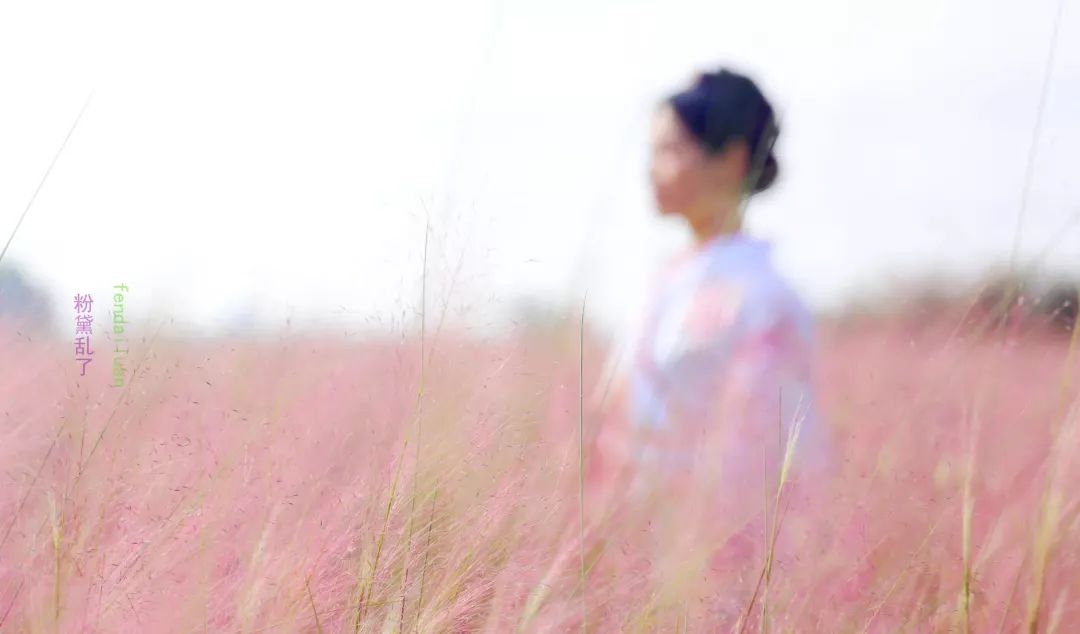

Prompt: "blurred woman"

[595,68,832,565]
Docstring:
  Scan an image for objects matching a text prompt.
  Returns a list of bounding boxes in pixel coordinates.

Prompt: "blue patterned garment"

[625,233,830,482]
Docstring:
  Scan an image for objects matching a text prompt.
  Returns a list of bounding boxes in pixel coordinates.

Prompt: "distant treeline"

[838,270,1078,338]
[0,264,54,332]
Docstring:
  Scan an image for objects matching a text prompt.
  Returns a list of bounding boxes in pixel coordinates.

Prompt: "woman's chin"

[654,201,679,217]
[659,207,689,221]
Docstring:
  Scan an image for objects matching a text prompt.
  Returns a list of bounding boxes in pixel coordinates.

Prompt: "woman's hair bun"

[751,153,779,194]
[666,67,781,194]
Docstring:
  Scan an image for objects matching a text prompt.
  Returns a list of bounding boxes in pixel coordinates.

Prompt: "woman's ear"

[706,138,751,191]
[729,138,752,183]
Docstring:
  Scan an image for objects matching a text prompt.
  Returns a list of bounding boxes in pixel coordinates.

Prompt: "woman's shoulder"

[705,250,812,338]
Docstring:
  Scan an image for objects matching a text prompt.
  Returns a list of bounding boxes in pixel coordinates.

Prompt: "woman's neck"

[686,192,744,246]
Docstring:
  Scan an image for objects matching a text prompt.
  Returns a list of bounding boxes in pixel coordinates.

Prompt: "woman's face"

[648,104,747,219]
[649,104,707,217]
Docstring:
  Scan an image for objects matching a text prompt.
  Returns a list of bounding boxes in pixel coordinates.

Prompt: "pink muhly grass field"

[1,302,1078,632]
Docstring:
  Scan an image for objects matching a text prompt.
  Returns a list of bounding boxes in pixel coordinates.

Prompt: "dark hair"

[662,67,780,194]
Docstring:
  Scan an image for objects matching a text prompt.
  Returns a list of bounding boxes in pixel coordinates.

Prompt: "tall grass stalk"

[305,575,325,634]
[863,510,945,633]
[355,441,407,632]
[1023,400,1077,633]
[960,421,975,633]
[414,486,438,632]
[736,392,805,634]
[578,291,588,632]
[0,92,93,267]
[399,217,432,631]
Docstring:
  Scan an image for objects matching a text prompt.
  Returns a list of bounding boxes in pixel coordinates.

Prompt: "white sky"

[1,0,1078,342]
